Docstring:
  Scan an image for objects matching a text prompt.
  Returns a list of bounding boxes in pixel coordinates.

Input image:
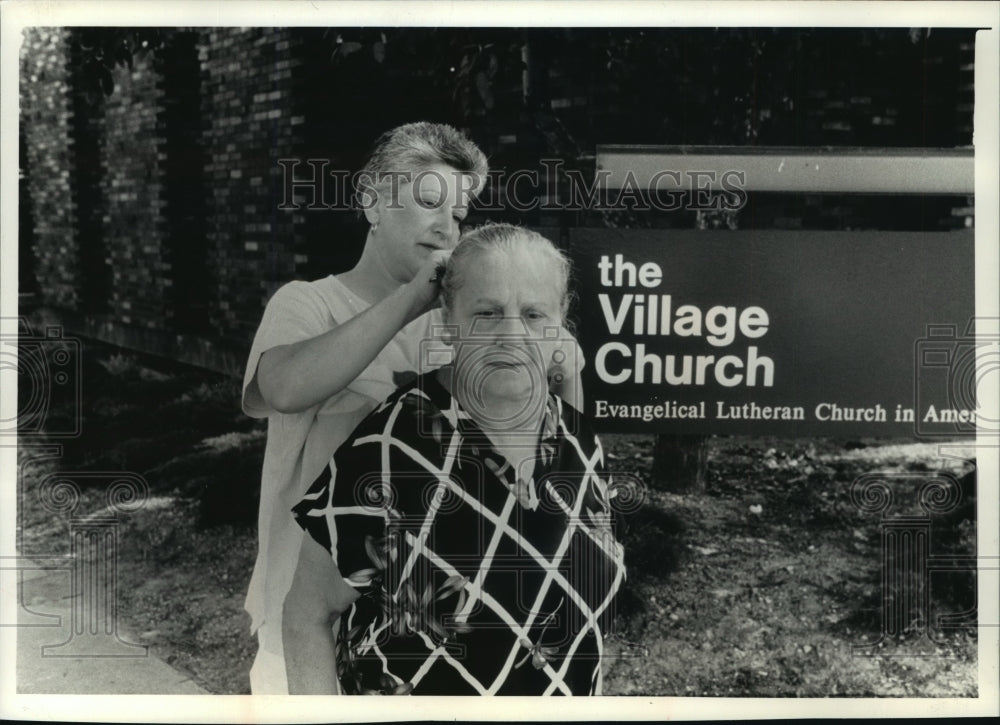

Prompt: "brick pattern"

[199,27,306,344]
[102,51,168,329]
[21,27,309,347]
[20,28,78,309]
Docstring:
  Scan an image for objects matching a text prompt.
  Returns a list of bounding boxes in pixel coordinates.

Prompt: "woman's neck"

[337,233,401,303]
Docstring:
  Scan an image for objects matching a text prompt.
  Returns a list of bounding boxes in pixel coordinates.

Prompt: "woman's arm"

[282,534,361,694]
[256,252,448,414]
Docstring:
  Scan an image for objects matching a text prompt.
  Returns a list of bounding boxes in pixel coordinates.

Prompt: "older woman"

[284,224,625,695]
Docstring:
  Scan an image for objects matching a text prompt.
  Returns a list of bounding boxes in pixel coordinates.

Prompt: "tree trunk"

[651,434,708,493]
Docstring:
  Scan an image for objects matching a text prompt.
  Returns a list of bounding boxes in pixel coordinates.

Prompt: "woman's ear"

[363,201,380,229]
[360,185,382,229]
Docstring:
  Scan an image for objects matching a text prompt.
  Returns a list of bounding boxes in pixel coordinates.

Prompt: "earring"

[371,220,379,233]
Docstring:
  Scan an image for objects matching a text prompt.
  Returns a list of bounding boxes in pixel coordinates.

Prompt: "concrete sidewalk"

[14,563,208,694]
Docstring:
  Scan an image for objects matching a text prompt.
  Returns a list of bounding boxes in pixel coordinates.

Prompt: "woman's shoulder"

[269,276,332,301]
[265,275,361,324]
[340,373,452,447]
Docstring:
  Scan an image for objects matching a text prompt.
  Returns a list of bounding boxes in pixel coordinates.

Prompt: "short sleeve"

[242,281,340,418]
[292,385,447,591]
[292,432,391,590]
[291,466,336,554]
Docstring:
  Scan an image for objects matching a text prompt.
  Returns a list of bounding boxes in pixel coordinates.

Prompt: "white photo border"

[1,1,997,721]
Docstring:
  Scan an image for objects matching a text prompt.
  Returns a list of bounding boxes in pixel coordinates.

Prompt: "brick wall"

[20,28,78,310]
[102,48,167,329]
[20,27,310,373]
[199,27,306,346]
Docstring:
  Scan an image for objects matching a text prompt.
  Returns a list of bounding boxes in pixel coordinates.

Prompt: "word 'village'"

[594,254,775,387]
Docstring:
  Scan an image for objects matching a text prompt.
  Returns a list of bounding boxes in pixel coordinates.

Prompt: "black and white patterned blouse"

[292,373,626,696]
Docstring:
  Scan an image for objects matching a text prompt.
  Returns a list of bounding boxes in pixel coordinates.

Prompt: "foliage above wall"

[70,28,172,103]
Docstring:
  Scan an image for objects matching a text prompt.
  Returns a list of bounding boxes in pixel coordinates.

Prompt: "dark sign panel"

[569,228,976,436]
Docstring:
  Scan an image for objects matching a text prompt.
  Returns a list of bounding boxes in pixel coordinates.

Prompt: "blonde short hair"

[357,122,488,209]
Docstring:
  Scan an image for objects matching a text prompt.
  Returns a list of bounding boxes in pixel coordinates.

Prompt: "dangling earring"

[370,220,379,233]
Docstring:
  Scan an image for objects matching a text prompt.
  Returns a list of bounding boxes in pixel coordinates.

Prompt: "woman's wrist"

[396,275,438,323]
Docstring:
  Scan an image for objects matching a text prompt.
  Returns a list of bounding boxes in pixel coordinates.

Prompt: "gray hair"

[441,223,573,320]
[357,122,489,209]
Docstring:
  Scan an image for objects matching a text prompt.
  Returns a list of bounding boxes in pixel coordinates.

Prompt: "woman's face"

[446,247,565,425]
[370,163,475,283]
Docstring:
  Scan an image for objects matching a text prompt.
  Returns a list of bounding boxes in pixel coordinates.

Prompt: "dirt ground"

[17,340,979,696]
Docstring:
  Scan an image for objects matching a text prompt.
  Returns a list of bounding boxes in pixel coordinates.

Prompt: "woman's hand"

[401,249,452,319]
